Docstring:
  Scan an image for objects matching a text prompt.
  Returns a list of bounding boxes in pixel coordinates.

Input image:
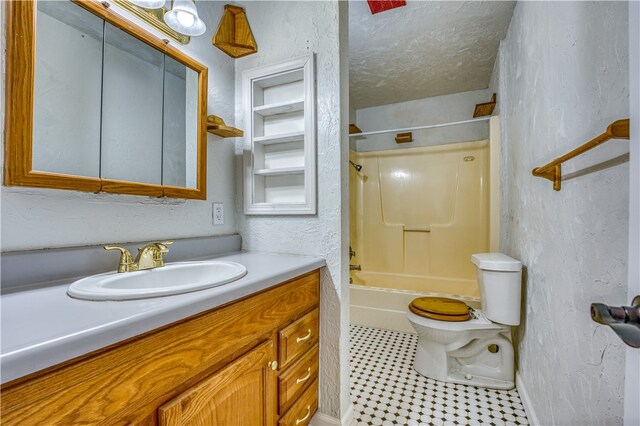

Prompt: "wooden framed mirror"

[4,0,208,199]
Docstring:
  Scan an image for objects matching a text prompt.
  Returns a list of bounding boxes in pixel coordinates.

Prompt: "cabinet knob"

[268,360,278,371]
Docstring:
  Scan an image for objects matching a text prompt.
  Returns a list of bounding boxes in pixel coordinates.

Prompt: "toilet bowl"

[407,253,522,390]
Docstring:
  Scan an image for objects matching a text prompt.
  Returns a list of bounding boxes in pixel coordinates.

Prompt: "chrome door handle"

[591,295,640,348]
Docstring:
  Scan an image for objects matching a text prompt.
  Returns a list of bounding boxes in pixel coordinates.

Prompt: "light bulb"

[176,10,195,28]
[164,0,206,36]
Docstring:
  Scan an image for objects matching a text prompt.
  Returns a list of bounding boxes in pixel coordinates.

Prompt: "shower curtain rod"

[349,116,491,137]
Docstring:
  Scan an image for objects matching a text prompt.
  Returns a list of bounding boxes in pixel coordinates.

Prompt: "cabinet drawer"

[278,344,318,414]
[278,308,319,369]
[278,379,318,426]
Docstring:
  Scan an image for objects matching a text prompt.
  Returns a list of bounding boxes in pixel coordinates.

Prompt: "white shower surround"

[493,2,630,424]
[0,2,238,251]
[235,1,350,422]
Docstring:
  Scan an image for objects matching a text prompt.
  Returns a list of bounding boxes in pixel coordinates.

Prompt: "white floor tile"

[350,325,529,426]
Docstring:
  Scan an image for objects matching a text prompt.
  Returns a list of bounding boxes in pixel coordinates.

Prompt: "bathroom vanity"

[0,250,323,426]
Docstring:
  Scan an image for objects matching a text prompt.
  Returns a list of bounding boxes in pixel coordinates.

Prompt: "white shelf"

[253,99,304,117]
[253,69,304,88]
[243,54,316,215]
[254,131,305,145]
[254,167,305,176]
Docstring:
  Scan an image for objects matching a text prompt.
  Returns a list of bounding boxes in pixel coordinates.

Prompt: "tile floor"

[350,325,529,426]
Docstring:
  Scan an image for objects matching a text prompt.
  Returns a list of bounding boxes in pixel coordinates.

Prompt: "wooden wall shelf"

[395,132,413,143]
[349,123,362,134]
[207,115,243,138]
[473,93,497,117]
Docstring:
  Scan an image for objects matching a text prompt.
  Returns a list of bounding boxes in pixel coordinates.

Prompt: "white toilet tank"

[471,253,523,326]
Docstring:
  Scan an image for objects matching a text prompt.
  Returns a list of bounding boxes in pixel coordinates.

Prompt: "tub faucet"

[104,241,173,273]
[350,264,361,271]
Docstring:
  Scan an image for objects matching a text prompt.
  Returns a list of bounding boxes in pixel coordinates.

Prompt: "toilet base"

[413,363,515,390]
[413,331,515,390]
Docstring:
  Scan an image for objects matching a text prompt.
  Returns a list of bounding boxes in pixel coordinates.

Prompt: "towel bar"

[532,119,630,191]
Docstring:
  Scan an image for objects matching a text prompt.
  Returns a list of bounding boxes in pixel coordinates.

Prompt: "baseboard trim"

[516,371,540,426]
[309,403,355,426]
[309,412,340,426]
[342,402,355,426]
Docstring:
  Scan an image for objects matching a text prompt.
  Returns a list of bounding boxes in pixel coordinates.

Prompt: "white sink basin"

[67,261,247,301]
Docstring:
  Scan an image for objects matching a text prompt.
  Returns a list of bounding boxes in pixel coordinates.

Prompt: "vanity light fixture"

[128,0,166,9]
[164,0,206,36]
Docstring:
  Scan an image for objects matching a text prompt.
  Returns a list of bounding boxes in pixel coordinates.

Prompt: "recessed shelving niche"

[243,54,316,215]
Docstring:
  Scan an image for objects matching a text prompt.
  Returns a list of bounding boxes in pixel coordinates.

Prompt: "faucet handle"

[151,241,173,267]
[104,245,134,273]
[154,241,173,253]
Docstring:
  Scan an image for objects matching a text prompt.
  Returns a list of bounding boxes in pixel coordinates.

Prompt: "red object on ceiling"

[367,0,406,15]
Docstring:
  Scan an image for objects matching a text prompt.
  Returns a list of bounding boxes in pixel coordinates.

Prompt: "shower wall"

[350,140,491,297]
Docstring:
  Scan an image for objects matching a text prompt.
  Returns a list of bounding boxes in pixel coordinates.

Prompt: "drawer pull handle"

[296,329,312,343]
[296,367,311,384]
[295,405,311,425]
[268,360,278,371]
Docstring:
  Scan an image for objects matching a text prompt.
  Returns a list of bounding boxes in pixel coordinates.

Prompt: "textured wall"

[234,1,350,420]
[625,4,640,424]
[1,2,237,251]
[496,2,630,424]
[354,89,491,152]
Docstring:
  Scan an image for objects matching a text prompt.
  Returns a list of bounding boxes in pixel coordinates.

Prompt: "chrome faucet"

[350,264,361,271]
[349,246,356,260]
[104,241,173,273]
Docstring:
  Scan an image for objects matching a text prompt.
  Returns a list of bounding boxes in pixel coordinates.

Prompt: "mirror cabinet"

[4,0,208,199]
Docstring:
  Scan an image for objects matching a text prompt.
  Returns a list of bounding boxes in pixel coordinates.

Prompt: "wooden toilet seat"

[409,297,471,322]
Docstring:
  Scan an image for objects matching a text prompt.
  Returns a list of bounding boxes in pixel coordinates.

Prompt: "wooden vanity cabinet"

[0,270,320,426]
[158,339,277,426]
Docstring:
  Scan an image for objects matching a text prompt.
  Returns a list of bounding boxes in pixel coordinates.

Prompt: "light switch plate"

[213,203,224,225]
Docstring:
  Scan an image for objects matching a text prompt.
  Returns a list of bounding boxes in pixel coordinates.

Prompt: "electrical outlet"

[213,203,224,225]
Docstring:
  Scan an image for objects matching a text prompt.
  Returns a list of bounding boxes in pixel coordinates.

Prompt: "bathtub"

[348,128,501,334]
[350,271,481,334]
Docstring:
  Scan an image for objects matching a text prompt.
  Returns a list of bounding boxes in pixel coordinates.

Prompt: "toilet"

[407,253,522,390]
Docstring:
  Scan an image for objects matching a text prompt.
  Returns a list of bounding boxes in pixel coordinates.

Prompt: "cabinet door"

[158,339,277,426]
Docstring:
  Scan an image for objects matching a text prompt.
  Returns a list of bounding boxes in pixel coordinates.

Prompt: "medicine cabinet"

[242,54,317,215]
[4,0,208,199]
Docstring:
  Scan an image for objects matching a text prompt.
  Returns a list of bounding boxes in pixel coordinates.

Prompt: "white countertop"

[0,251,325,384]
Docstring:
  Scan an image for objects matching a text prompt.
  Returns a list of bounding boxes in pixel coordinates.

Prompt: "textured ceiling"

[349,1,516,109]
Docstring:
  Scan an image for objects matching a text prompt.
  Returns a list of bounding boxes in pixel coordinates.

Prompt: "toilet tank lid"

[471,253,522,271]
